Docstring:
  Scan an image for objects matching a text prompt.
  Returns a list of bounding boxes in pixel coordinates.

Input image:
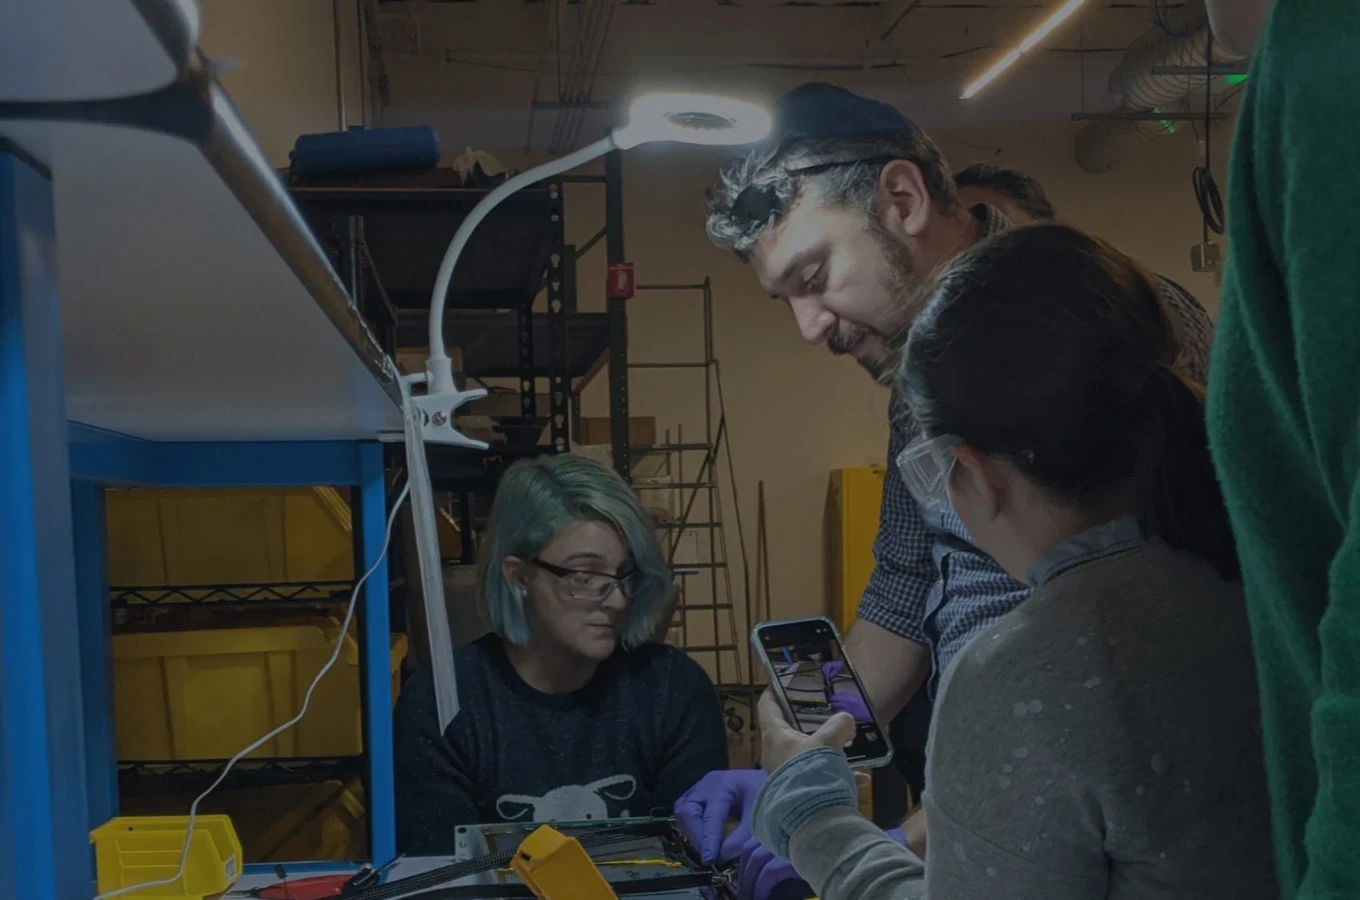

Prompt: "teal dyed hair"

[477,453,671,649]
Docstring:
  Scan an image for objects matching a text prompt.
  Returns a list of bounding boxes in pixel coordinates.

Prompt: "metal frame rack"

[107,561,395,832]
[290,152,637,589]
[0,3,409,897]
[290,151,634,493]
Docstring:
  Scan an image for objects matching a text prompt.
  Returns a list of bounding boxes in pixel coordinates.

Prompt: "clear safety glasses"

[896,434,962,515]
[531,558,640,603]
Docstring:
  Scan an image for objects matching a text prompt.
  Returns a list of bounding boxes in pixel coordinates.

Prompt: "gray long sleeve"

[788,807,926,900]
[751,748,925,900]
[923,540,1275,899]
[756,537,1274,900]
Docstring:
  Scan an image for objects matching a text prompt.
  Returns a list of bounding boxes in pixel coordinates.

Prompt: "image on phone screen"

[755,618,893,766]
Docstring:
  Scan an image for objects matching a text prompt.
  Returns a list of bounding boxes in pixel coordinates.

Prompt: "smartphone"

[751,616,894,769]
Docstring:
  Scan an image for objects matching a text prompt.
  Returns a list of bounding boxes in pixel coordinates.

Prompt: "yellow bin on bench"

[91,815,242,900]
[113,622,407,761]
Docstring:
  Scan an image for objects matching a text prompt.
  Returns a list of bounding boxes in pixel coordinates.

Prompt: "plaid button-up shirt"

[858,206,1216,690]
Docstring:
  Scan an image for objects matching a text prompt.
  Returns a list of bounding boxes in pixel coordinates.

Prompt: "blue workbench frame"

[1,148,397,900]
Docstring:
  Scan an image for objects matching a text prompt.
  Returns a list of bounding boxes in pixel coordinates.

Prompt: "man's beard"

[840,222,919,383]
[827,328,860,358]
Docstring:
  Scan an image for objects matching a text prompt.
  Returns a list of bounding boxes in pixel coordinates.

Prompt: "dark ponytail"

[901,223,1239,580]
[1133,368,1239,580]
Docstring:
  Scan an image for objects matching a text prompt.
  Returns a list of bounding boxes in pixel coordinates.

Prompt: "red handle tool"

[253,873,354,900]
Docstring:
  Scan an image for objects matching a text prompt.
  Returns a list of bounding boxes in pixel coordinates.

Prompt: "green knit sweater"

[1207,2,1360,898]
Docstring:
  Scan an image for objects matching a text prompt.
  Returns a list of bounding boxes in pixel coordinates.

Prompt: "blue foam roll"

[290,126,441,180]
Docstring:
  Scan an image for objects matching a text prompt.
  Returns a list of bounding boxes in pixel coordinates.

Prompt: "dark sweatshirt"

[393,634,728,855]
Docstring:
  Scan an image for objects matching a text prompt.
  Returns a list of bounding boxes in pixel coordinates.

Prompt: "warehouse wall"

[200,0,370,168]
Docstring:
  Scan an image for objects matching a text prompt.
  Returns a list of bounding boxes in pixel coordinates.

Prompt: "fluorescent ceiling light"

[962,0,1087,99]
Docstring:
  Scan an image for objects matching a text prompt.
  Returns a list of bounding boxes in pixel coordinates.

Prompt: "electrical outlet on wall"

[1191,242,1223,273]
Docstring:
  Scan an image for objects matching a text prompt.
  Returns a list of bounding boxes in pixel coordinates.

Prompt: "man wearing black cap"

[674,82,1214,900]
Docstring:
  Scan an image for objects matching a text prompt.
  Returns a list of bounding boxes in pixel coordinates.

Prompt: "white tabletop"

[0,0,403,442]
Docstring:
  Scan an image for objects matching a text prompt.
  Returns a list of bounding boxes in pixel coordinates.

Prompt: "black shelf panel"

[399,311,610,379]
[290,182,557,313]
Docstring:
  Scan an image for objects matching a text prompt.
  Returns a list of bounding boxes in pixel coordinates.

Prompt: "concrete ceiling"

[373,1,1191,149]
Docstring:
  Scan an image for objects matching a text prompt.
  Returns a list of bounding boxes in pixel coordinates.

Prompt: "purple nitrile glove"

[675,769,767,864]
[737,837,813,900]
[829,690,873,723]
[821,660,846,681]
[885,827,907,847]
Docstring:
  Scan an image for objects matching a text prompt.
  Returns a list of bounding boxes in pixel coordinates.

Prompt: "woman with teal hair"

[394,453,729,854]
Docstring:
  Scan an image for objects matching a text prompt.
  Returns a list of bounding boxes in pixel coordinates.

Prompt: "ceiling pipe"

[548,0,618,153]
[1074,0,1243,174]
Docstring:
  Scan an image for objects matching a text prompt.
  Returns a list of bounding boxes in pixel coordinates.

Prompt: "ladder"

[628,280,756,746]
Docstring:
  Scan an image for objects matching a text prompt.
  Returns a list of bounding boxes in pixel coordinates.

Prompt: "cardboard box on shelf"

[578,416,656,448]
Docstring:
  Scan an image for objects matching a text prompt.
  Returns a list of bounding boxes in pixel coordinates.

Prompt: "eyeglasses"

[530,559,640,603]
[896,433,962,515]
[730,154,900,230]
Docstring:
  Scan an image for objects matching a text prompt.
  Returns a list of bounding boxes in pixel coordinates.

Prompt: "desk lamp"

[405,92,772,728]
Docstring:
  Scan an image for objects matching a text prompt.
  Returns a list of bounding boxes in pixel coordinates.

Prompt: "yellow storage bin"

[105,487,354,588]
[113,623,408,761]
[121,780,368,863]
[91,815,242,900]
[826,467,886,634]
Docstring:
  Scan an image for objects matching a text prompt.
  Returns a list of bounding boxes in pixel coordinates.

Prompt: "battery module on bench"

[339,818,732,900]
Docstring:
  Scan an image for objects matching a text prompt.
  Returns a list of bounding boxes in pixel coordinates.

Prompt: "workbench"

[223,818,727,899]
[0,2,405,897]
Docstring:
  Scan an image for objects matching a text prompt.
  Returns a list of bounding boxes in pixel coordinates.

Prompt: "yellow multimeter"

[510,825,619,900]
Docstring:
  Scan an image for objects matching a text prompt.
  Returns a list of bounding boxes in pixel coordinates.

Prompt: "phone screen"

[755,618,893,767]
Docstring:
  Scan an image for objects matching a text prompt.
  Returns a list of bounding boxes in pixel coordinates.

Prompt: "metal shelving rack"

[291,154,636,586]
[291,156,634,488]
[0,4,408,897]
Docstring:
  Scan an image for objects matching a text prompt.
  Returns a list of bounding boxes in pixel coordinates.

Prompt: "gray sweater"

[760,528,1277,899]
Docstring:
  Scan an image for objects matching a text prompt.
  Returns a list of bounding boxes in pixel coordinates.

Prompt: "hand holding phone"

[752,616,893,768]
[756,690,854,771]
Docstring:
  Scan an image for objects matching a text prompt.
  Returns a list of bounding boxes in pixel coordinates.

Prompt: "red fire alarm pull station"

[607,262,636,300]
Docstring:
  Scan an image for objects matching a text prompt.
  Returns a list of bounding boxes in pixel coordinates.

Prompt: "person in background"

[394,453,727,855]
[953,162,1056,223]
[678,81,1214,899]
[1204,0,1360,895]
[750,223,1275,900]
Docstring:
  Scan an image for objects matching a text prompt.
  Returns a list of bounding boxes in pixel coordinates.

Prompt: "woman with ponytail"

[746,224,1276,899]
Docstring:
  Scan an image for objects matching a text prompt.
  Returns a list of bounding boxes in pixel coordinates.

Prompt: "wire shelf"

[109,581,356,608]
[117,756,365,789]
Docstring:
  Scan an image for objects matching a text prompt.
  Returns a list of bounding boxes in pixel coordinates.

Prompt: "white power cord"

[94,480,412,900]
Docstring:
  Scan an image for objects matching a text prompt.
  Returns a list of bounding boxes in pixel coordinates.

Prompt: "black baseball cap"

[725,84,920,230]
[767,82,917,145]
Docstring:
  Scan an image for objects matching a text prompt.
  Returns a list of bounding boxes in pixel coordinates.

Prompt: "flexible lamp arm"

[416,92,770,450]
[426,134,620,394]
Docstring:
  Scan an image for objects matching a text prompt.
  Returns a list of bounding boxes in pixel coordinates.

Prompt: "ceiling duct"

[1074,0,1242,174]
